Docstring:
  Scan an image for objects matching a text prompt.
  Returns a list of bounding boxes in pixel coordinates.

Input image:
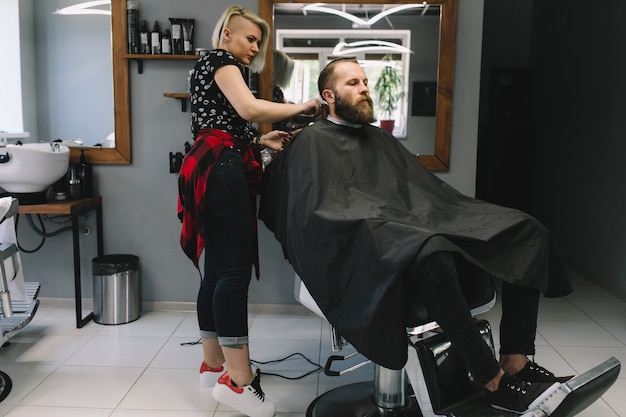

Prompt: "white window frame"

[0,0,24,134]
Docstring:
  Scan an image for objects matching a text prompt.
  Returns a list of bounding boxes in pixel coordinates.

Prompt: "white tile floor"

[0,270,624,416]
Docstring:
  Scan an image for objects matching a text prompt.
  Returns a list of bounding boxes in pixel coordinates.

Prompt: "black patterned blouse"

[190,49,256,143]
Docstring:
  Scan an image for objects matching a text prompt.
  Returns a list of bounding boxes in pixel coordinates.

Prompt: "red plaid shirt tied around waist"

[177,128,263,278]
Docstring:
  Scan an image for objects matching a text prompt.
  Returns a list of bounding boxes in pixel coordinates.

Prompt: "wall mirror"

[258,0,457,170]
[64,0,130,164]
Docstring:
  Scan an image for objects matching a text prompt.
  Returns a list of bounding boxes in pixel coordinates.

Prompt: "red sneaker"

[199,362,224,387]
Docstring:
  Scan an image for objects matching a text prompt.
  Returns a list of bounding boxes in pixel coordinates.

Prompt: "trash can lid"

[92,254,139,275]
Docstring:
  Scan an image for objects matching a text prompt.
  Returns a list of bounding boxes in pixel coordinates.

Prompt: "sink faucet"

[50,142,61,152]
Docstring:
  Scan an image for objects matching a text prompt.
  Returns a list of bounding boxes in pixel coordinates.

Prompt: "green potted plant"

[373,54,405,134]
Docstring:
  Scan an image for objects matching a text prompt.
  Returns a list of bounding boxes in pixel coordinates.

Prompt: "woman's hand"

[259,130,291,151]
[302,97,326,118]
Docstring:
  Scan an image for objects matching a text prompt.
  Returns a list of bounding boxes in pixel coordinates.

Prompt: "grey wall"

[17,0,484,305]
[530,0,626,298]
[477,0,626,300]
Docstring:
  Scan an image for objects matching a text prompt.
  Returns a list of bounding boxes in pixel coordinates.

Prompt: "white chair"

[0,197,40,345]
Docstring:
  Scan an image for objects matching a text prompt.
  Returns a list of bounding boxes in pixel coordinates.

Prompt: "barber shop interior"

[0,0,624,416]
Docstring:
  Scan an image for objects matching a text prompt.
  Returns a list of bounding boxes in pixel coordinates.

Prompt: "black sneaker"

[514,361,574,383]
[488,374,561,414]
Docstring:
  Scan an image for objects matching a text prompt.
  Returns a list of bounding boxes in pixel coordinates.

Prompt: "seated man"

[259,58,573,414]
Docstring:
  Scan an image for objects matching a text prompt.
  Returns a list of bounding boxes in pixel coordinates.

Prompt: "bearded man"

[259,58,574,414]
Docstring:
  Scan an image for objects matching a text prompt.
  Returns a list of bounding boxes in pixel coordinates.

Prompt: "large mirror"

[66,0,130,164]
[258,0,457,170]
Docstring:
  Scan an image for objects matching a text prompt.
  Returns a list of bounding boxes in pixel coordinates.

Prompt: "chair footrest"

[1,282,41,344]
[1,282,41,314]
[409,319,496,414]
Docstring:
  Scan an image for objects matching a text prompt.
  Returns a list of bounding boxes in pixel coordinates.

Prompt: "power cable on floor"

[251,352,322,380]
[180,339,322,380]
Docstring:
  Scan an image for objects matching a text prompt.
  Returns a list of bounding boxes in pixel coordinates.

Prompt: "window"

[276,29,411,137]
[0,0,24,133]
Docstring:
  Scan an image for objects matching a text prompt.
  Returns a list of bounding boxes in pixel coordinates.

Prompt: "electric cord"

[14,213,79,253]
[15,214,46,253]
[180,339,201,346]
[25,214,72,237]
[40,213,73,225]
[251,352,323,380]
[180,339,323,380]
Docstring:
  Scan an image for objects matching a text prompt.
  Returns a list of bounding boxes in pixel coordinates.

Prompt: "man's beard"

[334,92,376,125]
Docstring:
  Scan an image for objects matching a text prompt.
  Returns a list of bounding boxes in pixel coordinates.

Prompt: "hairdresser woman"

[177,5,321,417]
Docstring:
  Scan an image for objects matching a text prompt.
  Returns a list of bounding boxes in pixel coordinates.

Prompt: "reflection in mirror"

[66,0,130,164]
[259,0,457,170]
[49,2,114,148]
[7,0,131,164]
[21,0,130,164]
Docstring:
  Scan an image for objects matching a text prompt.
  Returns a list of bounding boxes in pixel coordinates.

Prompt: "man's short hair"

[317,57,359,96]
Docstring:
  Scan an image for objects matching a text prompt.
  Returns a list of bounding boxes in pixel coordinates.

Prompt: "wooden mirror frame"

[258,0,457,170]
[70,0,131,164]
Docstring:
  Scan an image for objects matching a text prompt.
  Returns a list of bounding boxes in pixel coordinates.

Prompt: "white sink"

[0,142,70,193]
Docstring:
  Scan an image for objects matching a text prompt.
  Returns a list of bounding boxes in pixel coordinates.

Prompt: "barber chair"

[0,197,41,402]
[295,261,620,417]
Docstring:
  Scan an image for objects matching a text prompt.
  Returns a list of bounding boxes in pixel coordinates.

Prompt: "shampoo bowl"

[0,142,70,194]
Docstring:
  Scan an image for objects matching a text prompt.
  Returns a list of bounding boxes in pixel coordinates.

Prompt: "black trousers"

[416,252,540,386]
[197,148,253,348]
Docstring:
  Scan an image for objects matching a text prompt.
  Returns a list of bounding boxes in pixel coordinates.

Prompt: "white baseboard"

[38,297,315,315]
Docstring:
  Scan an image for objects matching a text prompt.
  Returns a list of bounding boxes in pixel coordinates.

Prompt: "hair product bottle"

[139,20,150,54]
[161,29,172,54]
[181,19,195,55]
[78,149,93,198]
[169,18,182,55]
[126,1,139,53]
[151,21,161,54]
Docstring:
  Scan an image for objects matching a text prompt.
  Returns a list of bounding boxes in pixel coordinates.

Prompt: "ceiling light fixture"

[302,3,426,27]
[53,0,111,16]
[332,40,413,56]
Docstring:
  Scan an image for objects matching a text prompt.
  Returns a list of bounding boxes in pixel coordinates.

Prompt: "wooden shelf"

[123,54,199,60]
[123,54,198,74]
[163,93,191,112]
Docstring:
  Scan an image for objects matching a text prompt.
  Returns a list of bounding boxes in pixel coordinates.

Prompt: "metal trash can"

[92,254,140,325]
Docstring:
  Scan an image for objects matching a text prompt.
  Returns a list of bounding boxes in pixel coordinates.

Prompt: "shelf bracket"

[163,93,190,112]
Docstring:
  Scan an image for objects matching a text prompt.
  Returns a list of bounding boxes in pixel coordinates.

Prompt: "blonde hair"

[273,50,294,89]
[212,5,270,73]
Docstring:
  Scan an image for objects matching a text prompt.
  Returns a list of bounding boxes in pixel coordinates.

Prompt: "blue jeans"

[197,147,253,348]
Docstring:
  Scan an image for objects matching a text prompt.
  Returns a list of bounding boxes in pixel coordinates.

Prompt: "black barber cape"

[259,119,572,370]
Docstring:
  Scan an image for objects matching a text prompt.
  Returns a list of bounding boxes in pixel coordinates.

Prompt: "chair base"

[0,370,12,403]
[307,381,423,417]
[306,358,621,417]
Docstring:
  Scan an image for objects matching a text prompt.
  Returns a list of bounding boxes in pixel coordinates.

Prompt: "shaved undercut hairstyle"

[212,5,270,73]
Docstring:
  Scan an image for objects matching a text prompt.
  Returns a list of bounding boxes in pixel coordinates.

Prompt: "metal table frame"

[18,196,103,328]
